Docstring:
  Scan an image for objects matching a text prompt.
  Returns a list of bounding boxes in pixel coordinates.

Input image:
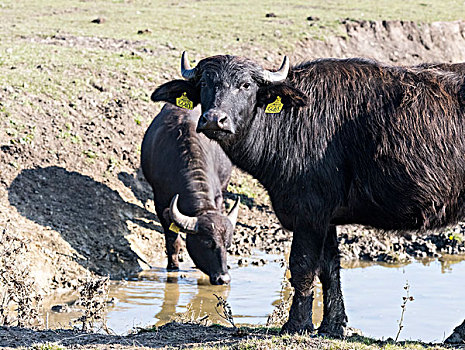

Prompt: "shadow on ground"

[8,166,161,278]
[118,170,153,208]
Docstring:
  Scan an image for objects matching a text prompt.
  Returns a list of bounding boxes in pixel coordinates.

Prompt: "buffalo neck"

[219,106,320,194]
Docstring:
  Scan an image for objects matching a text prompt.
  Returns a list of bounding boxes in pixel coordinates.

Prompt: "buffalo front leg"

[281,225,327,334]
[165,230,182,270]
[158,207,183,271]
[317,225,349,337]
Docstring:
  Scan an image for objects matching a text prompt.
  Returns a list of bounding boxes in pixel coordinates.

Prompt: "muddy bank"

[294,19,465,64]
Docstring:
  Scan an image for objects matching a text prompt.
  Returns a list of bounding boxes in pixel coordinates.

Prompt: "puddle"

[343,257,465,342]
[44,254,465,342]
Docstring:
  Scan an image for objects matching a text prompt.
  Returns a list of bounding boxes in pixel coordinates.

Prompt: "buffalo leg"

[157,206,183,270]
[317,225,348,337]
[281,224,327,334]
[165,230,182,270]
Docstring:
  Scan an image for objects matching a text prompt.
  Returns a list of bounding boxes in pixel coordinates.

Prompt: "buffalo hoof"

[445,319,465,344]
[166,263,180,271]
[318,324,362,338]
[280,321,314,335]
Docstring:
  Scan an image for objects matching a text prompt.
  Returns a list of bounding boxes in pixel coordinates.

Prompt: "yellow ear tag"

[265,96,283,114]
[176,92,194,110]
[169,222,181,233]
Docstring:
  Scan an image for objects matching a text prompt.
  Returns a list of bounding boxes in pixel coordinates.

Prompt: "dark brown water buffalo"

[141,103,239,285]
[151,52,465,336]
[416,62,465,73]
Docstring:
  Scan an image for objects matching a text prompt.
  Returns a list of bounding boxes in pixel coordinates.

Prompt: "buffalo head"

[169,194,239,285]
[151,52,308,143]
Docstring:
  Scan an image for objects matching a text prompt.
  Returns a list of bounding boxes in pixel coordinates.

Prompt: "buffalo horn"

[181,51,197,80]
[262,56,289,83]
[169,194,199,233]
[227,197,240,228]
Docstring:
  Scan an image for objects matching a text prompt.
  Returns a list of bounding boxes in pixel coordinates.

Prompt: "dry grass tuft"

[395,281,414,342]
[0,225,42,327]
[74,276,111,333]
[172,302,211,327]
[214,293,236,329]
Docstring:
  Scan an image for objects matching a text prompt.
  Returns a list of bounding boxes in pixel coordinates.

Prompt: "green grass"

[2,0,465,53]
[30,344,66,350]
[2,0,465,102]
[187,332,454,350]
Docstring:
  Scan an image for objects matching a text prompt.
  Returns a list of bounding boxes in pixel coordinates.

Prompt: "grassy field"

[2,0,465,92]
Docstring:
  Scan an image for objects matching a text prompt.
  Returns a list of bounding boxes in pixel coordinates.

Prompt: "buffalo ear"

[256,84,308,110]
[151,80,200,106]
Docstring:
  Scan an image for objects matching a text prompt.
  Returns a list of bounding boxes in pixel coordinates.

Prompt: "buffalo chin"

[199,129,232,141]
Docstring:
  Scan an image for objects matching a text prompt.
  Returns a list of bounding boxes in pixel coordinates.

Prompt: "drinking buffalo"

[141,103,239,285]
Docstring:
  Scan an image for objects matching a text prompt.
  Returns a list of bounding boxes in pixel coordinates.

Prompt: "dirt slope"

[295,19,465,64]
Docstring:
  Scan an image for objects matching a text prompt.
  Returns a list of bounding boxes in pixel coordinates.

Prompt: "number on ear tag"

[265,96,283,114]
[169,222,181,233]
[176,92,194,110]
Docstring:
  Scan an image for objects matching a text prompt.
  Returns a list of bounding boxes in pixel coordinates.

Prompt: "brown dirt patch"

[293,19,465,64]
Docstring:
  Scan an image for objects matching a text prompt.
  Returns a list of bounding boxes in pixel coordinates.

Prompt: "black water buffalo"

[416,62,465,74]
[151,52,465,336]
[141,103,239,285]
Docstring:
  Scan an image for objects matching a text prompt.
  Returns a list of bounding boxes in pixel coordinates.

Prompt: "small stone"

[91,17,105,24]
[137,29,152,35]
[238,258,248,267]
[51,304,70,313]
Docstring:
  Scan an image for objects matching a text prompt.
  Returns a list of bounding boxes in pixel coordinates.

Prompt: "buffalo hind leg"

[317,225,349,337]
[281,224,326,334]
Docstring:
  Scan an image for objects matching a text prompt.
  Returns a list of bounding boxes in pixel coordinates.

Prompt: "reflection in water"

[43,255,465,342]
[154,274,179,325]
[153,272,230,326]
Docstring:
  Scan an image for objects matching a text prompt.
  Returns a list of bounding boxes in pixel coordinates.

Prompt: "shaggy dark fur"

[141,104,233,285]
[416,62,465,74]
[152,56,465,335]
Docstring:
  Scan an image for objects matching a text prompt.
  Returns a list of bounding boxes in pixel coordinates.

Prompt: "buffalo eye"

[240,82,251,90]
[199,79,207,88]
[202,237,215,249]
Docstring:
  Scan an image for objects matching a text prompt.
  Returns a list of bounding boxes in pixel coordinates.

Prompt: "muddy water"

[45,254,465,342]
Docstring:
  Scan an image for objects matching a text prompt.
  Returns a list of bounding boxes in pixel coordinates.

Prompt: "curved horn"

[262,56,289,83]
[227,197,240,228]
[169,194,199,233]
[181,51,197,80]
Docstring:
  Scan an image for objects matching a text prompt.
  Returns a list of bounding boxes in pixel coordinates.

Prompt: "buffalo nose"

[211,272,231,285]
[197,110,231,132]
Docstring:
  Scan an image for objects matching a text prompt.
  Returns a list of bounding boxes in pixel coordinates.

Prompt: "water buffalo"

[416,62,465,74]
[141,103,239,285]
[151,52,465,336]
